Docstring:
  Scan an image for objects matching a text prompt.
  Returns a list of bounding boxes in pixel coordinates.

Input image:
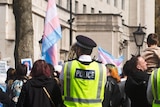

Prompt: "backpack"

[102,77,122,107]
[11,79,27,103]
[118,80,131,107]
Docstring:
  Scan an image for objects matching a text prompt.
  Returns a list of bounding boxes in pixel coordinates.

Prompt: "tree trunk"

[13,0,34,67]
[155,0,160,45]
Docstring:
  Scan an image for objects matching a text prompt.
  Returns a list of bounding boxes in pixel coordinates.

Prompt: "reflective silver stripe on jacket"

[65,97,101,103]
[97,63,103,98]
[65,61,103,103]
[66,61,72,97]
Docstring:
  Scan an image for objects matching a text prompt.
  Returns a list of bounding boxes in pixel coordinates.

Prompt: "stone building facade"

[0,0,155,67]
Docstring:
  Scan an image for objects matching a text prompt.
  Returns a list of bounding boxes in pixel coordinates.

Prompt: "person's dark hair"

[147,33,159,47]
[129,55,140,72]
[16,64,27,79]
[48,63,55,78]
[48,63,60,78]
[5,68,16,83]
[30,59,51,77]
[77,44,92,55]
[48,63,55,71]
[123,55,140,76]
[123,60,132,76]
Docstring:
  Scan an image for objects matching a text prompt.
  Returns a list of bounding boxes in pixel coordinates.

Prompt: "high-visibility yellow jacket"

[151,68,160,107]
[63,60,106,107]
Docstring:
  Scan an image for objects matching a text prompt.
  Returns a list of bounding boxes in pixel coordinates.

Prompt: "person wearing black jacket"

[102,64,122,107]
[124,55,151,107]
[0,87,11,106]
[17,59,63,107]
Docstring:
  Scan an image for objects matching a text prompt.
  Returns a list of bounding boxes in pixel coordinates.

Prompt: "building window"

[91,8,94,13]
[58,0,62,6]
[75,1,78,13]
[122,0,125,10]
[99,11,102,13]
[67,0,70,10]
[107,0,110,4]
[83,4,86,13]
[114,0,117,7]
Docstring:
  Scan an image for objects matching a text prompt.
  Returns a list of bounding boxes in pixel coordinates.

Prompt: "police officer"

[60,35,106,107]
[147,68,160,107]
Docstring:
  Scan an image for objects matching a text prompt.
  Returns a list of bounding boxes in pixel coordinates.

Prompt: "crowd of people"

[0,34,160,107]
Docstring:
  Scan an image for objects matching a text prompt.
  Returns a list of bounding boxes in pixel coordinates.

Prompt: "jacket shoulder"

[92,59,102,63]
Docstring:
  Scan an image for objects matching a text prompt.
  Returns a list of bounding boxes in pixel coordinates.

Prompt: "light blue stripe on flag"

[42,27,61,53]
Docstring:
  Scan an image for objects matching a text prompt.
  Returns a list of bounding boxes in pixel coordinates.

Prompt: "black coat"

[0,88,11,106]
[118,79,131,107]
[102,76,122,107]
[125,71,151,107]
[16,76,63,107]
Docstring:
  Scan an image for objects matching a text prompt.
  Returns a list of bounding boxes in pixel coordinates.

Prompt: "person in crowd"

[124,55,151,107]
[48,63,61,86]
[141,33,160,74]
[147,68,160,106]
[5,67,16,98]
[48,63,58,78]
[119,60,132,107]
[67,42,78,60]
[60,35,106,107]
[0,87,11,107]
[11,64,28,106]
[102,64,121,107]
[17,59,63,107]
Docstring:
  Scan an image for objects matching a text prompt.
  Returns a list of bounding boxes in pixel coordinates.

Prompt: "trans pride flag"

[98,46,124,74]
[42,0,62,66]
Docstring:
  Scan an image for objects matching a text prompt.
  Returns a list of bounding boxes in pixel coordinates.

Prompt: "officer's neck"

[78,55,92,62]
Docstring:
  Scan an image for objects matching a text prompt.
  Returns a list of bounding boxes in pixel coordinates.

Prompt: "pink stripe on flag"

[98,46,124,74]
[98,51,115,64]
[44,16,61,37]
[98,46,124,66]
[49,44,58,65]
[47,0,55,10]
